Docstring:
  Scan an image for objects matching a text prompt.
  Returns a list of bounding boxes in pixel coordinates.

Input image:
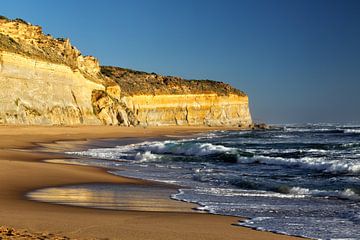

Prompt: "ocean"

[58,124,359,239]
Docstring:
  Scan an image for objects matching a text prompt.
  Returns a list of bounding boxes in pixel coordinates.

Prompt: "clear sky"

[2,0,359,124]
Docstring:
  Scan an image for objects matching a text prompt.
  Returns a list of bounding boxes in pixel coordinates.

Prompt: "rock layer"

[0,17,252,127]
[0,51,104,124]
[122,94,251,126]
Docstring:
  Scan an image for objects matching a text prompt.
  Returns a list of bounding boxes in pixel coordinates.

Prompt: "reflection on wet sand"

[27,183,195,212]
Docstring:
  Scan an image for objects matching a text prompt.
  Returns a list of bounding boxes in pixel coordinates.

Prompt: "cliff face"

[0,18,108,124]
[98,66,252,127]
[0,18,102,81]
[0,17,252,127]
[0,51,103,124]
[122,94,251,127]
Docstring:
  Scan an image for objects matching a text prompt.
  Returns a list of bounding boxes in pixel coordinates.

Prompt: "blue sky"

[2,0,359,123]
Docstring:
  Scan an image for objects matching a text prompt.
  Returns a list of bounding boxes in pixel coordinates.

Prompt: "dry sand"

[0,125,306,239]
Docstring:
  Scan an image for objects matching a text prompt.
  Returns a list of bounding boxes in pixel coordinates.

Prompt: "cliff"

[0,17,252,127]
[97,66,252,126]
[0,17,111,124]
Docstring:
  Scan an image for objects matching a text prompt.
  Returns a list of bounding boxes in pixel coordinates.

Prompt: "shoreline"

[0,125,305,239]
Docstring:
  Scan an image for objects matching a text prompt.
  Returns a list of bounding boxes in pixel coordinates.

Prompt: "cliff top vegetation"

[101,66,247,97]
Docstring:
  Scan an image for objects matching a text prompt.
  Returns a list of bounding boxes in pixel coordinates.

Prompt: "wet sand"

[0,125,306,239]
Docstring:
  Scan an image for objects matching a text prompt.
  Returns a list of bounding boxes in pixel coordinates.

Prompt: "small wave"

[236,155,360,175]
[66,143,139,160]
[195,205,216,213]
[275,134,293,139]
[67,148,128,160]
[340,188,360,201]
[288,187,360,201]
[137,140,235,156]
[193,186,360,201]
[193,187,307,199]
[285,127,360,134]
[227,180,360,201]
[307,149,327,153]
[241,217,274,226]
[134,151,159,162]
[344,129,360,134]
[341,142,360,148]
[283,127,342,133]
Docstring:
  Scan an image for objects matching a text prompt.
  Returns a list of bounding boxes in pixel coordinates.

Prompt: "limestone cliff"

[98,67,252,126]
[0,51,104,124]
[0,17,252,127]
[0,17,112,124]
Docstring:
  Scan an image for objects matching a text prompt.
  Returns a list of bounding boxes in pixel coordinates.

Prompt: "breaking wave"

[69,138,360,175]
[66,124,360,239]
[344,129,360,134]
[237,155,360,175]
[138,140,235,156]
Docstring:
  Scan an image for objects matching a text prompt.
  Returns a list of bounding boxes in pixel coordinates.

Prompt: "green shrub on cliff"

[13,18,29,25]
[101,66,246,97]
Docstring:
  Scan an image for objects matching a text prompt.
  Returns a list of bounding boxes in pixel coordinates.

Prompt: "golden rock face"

[0,51,104,124]
[122,94,252,126]
[0,18,252,126]
[0,19,102,81]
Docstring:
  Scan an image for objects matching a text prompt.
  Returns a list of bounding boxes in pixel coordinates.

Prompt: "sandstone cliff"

[0,17,252,127]
[97,66,252,126]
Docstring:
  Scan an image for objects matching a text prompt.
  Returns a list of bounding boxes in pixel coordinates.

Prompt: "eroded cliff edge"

[0,17,252,127]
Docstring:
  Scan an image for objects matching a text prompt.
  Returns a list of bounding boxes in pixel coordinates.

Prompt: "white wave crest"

[135,151,159,162]
[284,127,334,132]
[189,186,360,201]
[139,141,235,156]
[194,187,307,199]
[288,187,312,195]
[340,188,360,201]
[67,139,235,163]
[344,129,360,134]
[289,187,360,201]
[237,155,360,174]
[67,148,128,160]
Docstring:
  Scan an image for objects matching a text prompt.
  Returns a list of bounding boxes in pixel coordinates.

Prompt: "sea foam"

[65,124,360,240]
[138,140,235,156]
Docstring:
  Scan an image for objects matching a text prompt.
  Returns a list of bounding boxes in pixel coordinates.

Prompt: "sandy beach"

[0,125,305,239]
